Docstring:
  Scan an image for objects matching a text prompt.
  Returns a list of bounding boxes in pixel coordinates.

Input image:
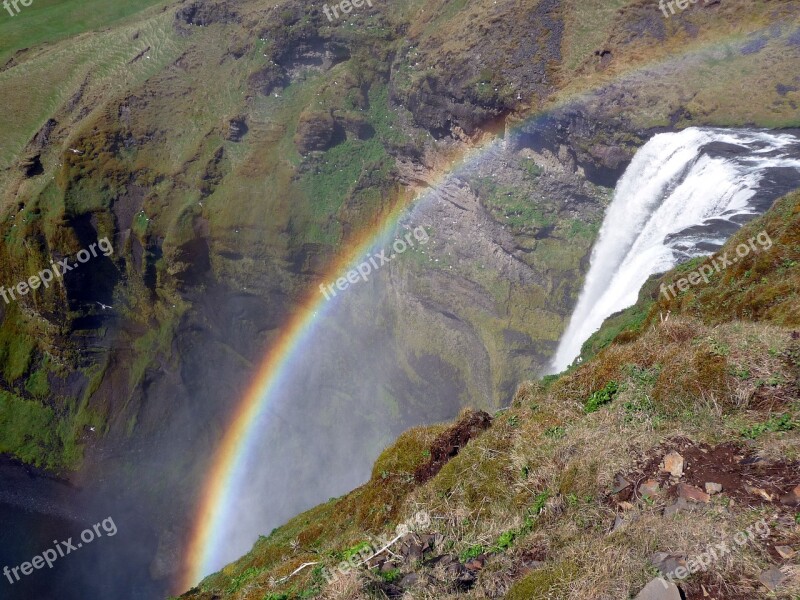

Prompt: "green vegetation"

[740,413,797,439]
[374,567,402,583]
[3,1,800,598]
[0,0,166,64]
[185,189,800,600]
[24,363,51,398]
[0,331,35,382]
[0,388,87,470]
[459,544,485,562]
[543,425,566,439]
[472,177,555,231]
[584,380,619,413]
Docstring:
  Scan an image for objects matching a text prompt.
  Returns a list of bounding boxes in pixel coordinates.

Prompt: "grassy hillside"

[178,192,800,598]
[0,0,168,65]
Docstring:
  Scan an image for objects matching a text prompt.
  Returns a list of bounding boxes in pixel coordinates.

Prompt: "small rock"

[758,566,787,590]
[618,501,635,511]
[745,485,773,502]
[661,452,684,478]
[650,552,687,577]
[464,556,485,571]
[399,534,424,561]
[224,116,249,142]
[380,560,398,573]
[780,484,800,506]
[639,479,661,499]
[453,566,477,590]
[634,577,682,600]
[612,474,632,494]
[611,511,639,532]
[705,482,723,495]
[775,545,796,559]
[677,483,710,503]
[663,497,695,517]
[611,514,625,532]
[399,573,420,589]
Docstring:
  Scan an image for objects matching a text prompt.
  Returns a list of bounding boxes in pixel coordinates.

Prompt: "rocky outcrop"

[174,1,239,32]
[294,110,341,154]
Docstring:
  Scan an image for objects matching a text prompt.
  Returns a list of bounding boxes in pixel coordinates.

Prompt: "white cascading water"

[552,127,800,372]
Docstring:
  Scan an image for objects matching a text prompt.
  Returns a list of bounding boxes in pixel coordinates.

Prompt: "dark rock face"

[174,1,238,29]
[20,154,44,177]
[224,117,248,142]
[339,113,375,141]
[294,110,342,154]
[510,107,640,187]
[393,0,562,138]
[247,64,287,96]
[741,36,769,55]
[399,75,504,138]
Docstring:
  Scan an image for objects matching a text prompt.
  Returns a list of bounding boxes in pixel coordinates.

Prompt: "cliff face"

[0,0,798,593]
[180,190,800,600]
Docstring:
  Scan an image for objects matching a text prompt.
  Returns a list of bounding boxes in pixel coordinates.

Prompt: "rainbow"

[180,25,767,590]
[180,133,500,589]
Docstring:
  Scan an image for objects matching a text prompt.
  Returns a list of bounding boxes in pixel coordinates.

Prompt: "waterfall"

[551,127,800,372]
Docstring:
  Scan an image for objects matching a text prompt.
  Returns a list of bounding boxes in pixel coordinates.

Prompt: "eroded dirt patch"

[414,410,493,484]
[612,437,799,509]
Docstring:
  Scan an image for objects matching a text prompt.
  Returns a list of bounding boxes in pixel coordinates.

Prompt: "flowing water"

[552,128,800,372]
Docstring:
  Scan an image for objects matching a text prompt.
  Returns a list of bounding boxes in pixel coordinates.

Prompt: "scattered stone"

[611,514,625,532]
[611,511,640,533]
[677,483,710,503]
[705,482,723,495]
[464,556,485,571]
[518,560,545,576]
[380,560,398,573]
[663,497,696,517]
[419,534,437,553]
[745,485,773,502]
[780,484,800,506]
[661,452,684,478]
[398,534,424,561]
[634,577,682,600]
[639,479,661,499]
[650,552,687,577]
[399,573,420,589]
[775,545,796,559]
[612,474,632,494]
[758,566,787,590]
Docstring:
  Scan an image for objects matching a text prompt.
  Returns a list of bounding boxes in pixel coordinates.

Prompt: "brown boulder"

[780,484,800,506]
[677,483,710,503]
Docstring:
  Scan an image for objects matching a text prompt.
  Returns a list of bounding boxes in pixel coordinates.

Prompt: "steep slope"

[1,0,798,475]
[0,0,798,596]
[178,190,800,599]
